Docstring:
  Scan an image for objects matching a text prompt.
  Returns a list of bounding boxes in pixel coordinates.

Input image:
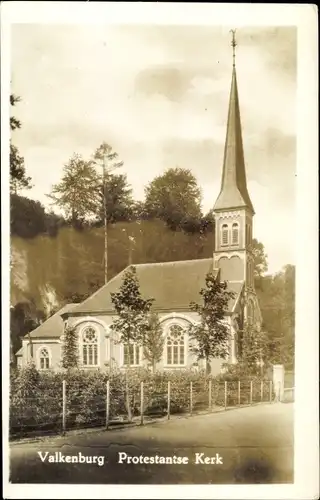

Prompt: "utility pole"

[122,229,135,266]
[95,151,122,284]
[103,154,108,284]
[128,236,135,265]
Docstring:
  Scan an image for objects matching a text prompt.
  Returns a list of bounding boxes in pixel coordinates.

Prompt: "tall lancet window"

[232,223,239,245]
[221,224,229,246]
[166,325,185,366]
[81,326,99,367]
[38,347,50,370]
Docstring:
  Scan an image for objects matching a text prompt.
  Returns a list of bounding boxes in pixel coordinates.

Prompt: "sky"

[11,24,296,274]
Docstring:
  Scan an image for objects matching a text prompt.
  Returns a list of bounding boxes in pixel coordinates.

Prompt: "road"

[10,403,293,484]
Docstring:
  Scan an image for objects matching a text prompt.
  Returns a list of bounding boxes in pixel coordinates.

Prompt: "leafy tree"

[96,173,134,224]
[10,94,32,193]
[144,167,202,230]
[251,238,268,280]
[93,142,133,224]
[10,301,44,364]
[257,265,295,369]
[200,209,215,235]
[48,154,100,226]
[61,325,79,370]
[93,142,124,170]
[110,266,154,420]
[143,313,164,373]
[10,194,47,238]
[237,322,274,375]
[188,272,235,374]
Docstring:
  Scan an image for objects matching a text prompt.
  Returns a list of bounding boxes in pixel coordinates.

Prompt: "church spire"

[213,30,254,214]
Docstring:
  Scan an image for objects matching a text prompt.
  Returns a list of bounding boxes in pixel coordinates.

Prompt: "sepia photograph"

[2,3,318,499]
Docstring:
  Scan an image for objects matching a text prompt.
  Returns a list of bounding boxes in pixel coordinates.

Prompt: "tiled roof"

[24,303,75,339]
[67,259,242,315]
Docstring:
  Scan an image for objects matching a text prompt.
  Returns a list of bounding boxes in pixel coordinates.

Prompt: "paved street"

[10,403,293,484]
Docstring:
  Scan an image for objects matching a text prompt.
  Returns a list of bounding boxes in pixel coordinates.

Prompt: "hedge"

[9,364,272,437]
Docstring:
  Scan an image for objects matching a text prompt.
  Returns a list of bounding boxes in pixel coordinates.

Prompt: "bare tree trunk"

[125,343,132,422]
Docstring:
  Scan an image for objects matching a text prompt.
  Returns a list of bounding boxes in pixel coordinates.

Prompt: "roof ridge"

[70,266,128,311]
[134,258,213,267]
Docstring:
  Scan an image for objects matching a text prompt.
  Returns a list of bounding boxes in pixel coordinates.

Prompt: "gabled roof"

[65,259,242,316]
[15,347,23,356]
[214,65,254,214]
[24,303,75,339]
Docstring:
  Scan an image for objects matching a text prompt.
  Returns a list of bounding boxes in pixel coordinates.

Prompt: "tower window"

[221,224,229,245]
[232,223,239,245]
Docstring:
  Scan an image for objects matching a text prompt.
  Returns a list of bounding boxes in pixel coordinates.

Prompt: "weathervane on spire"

[230,29,237,66]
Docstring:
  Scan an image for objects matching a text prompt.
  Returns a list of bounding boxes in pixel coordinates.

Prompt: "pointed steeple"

[214,30,254,214]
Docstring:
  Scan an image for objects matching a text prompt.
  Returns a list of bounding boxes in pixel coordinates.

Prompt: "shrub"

[9,366,273,437]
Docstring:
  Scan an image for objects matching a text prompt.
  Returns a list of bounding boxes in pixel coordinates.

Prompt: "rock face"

[10,239,29,306]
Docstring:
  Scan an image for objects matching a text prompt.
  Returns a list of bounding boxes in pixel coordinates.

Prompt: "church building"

[16,38,262,375]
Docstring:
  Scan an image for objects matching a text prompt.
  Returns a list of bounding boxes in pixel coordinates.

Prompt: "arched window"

[38,347,50,370]
[123,343,140,366]
[221,224,229,246]
[81,326,99,367]
[166,324,185,366]
[232,222,239,245]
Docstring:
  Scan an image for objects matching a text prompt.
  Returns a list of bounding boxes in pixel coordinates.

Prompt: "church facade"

[16,50,262,376]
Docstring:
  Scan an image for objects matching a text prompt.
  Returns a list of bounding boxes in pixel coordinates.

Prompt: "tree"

[48,154,101,226]
[144,167,202,230]
[238,322,275,375]
[110,266,154,420]
[251,238,268,279]
[93,142,124,169]
[10,94,32,193]
[10,301,44,365]
[188,273,235,374]
[96,173,134,224]
[93,142,133,224]
[61,325,79,370]
[143,313,164,373]
[257,264,295,369]
[200,209,215,235]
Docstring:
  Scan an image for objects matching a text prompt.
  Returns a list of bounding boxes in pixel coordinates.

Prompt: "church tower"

[213,31,257,322]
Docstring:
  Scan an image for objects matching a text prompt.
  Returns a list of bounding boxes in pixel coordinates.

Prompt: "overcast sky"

[11,24,296,274]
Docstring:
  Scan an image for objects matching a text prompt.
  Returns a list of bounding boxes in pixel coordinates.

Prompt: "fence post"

[190,381,193,415]
[208,379,212,411]
[140,381,144,426]
[260,380,264,402]
[238,381,241,406]
[167,381,171,420]
[269,380,273,403]
[250,380,253,405]
[224,381,227,410]
[106,380,110,429]
[62,380,66,435]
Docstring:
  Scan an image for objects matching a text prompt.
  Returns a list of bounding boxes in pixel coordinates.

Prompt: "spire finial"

[230,29,237,67]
